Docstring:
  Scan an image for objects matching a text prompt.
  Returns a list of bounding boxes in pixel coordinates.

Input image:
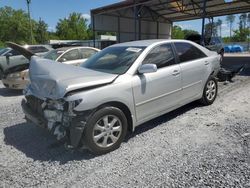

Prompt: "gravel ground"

[0,76,250,187]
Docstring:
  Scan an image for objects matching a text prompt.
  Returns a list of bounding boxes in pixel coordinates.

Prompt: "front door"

[132,43,182,123]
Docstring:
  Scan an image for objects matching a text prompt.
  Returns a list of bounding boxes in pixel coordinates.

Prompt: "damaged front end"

[22,93,91,148]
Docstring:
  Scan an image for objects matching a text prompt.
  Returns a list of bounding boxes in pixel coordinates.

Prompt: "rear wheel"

[82,106,128,155]
[0,69,3,80]
[200,76,218,105]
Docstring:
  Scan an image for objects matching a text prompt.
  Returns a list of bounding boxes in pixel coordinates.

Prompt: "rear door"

[173,42,207,102]
[132,43,182,123]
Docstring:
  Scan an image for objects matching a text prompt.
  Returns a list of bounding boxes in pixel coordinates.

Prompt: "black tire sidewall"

[0,69,3,80]
[83,106,128,155]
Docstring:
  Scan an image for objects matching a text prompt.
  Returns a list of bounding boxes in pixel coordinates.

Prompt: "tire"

[82,106,128,155]
[0,69,3,80]
[219,49,224,63]
[200,76,218,105]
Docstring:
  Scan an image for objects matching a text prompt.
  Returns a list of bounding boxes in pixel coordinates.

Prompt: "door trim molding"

[135,88,182,107]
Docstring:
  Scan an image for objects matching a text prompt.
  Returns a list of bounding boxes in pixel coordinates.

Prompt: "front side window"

[81,46,145,74]
[143,43,175,68]
[43,49,65,61]
[174,42,207,63]
[9,49,21,56]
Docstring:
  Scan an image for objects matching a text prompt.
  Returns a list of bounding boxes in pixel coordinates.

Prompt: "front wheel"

[200,76,218,105]
[82,106,128,155]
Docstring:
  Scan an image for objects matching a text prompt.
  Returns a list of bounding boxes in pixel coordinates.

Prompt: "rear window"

[28,46,49,53]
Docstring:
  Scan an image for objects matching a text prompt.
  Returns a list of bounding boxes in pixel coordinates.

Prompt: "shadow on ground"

[3,101,200,163]
[3,122,94,163]
[0,86,22,97]
[126,101,200,141]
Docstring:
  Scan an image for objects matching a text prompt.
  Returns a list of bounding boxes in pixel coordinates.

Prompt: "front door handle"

[172,70,180,76]
[205,61,209,65]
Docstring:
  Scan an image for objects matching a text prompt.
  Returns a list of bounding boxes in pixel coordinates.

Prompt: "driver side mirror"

[138,64,157,74]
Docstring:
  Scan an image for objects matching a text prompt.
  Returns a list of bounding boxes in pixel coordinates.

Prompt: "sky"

[0,0,242,37]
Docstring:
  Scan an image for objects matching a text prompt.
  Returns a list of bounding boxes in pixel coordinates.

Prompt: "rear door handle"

[172,70,180,76]
[205,61,209,65]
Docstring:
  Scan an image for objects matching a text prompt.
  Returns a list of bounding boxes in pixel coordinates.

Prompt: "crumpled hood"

[28,56,118,100]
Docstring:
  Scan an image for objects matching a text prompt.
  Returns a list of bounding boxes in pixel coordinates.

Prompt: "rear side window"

[174,42,207,63]
[143,43,175,69]
[28,46,49,53]
[79,48,98,59]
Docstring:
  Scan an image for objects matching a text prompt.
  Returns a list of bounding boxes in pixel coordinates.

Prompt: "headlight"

[8,72,21,78]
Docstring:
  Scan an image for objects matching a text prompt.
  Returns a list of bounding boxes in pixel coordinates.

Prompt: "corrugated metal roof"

[92,0,250,22]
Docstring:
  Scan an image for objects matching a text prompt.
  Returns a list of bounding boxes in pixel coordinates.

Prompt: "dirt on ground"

[0,76,249,187]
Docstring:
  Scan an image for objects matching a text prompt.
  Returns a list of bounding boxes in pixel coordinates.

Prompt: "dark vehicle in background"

[0,45,52,79]
[186,34,224,61]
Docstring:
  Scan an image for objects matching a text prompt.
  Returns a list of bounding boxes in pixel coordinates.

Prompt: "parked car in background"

[2,46,100,89]
[15,39,221,155]
[0,44,52,79]
[186,34,224,62]
[43,46,100,66]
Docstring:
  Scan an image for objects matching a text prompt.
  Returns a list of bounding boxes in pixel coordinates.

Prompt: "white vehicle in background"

[2,46,100,89]
[43,46,100,66]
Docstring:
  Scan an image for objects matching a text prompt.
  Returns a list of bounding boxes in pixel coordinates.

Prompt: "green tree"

[239,13,247,30]
[182,29,199,38]
[56,12,88,40]
[171,25,184,39]
[34,18,49,44]
[204,22,218,38]
[217,19,222,37]
[0,6,31,44]
[231,28,250,42]
[226,15,235,40]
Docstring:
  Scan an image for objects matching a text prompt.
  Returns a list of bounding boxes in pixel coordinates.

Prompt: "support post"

[157,21,159,39]
[211,17,214,37]
[134,0,137,40]
[26,0,33,44]
[92,13,96,48]
[118,17,121,43]
[201,0,207,46]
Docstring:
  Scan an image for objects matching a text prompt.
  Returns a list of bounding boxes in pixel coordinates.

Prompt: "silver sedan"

[20,39,221,155]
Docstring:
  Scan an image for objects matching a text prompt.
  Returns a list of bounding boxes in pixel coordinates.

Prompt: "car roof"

[56,46,98,51]
[111,39,192,47]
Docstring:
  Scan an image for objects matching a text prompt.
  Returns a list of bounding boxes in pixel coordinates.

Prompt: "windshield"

[43,49,65,60]
[81,46,145,74]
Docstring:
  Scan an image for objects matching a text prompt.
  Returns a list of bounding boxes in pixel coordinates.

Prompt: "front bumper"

[21,98,87,148]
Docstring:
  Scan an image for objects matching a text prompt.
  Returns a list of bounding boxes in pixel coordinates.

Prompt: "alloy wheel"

[92,115,122,148]
[206,80,216,101]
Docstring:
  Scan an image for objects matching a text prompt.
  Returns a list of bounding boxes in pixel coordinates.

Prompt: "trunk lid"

[28,56,118,100]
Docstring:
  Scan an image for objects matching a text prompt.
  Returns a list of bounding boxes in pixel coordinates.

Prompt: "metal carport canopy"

[91,0,250,43]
